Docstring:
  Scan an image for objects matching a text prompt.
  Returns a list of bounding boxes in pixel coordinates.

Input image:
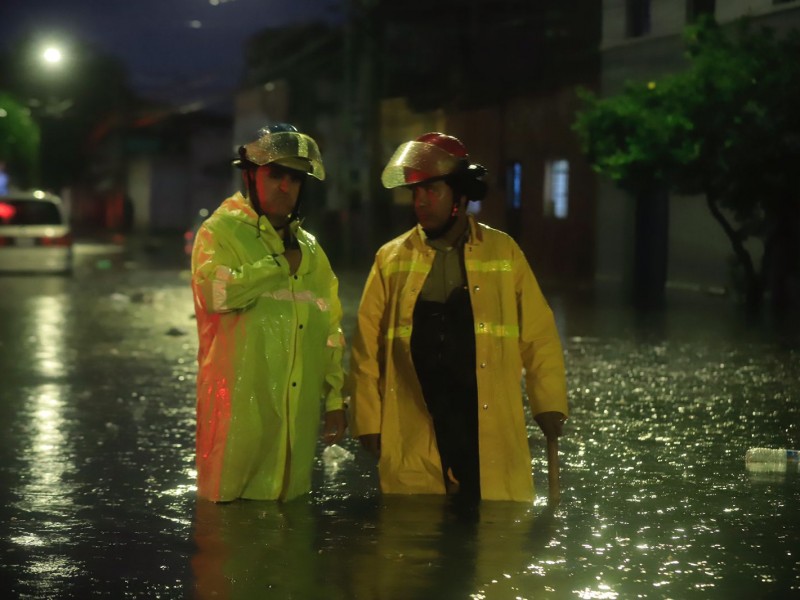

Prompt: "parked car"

[0,190,73,273]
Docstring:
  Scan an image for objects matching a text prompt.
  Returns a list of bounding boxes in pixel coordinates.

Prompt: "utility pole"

[342,0,383,265]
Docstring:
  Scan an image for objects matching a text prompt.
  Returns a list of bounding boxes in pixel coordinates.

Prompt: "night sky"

[0,0,342,110]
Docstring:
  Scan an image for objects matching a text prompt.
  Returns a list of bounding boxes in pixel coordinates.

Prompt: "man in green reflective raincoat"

[191,124,346,502]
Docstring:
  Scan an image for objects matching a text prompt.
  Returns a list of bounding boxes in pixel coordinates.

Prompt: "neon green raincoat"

[349,216,568,502]
[192,192,344,502]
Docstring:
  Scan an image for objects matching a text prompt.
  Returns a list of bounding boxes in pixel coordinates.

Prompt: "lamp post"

[30,43,74,118]
[41,46,64,67]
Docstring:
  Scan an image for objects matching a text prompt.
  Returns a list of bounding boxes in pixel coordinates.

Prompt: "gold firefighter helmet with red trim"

[381,132,469,189]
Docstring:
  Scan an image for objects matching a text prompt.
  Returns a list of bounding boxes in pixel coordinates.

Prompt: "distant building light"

[180,101,204,114]
[189,20,202,29]
[506,161,522,210]
[544,159,569,219]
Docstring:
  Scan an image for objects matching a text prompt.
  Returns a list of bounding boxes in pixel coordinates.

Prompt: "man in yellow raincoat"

[191,124,346,502]
[349,132,568,502]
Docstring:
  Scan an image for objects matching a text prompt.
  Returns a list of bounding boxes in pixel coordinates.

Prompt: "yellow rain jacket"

[349,216,567,502]
[192,192,344,502]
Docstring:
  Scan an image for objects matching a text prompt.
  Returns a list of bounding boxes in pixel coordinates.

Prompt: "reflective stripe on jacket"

[192,192,344,502]
[348,216,568,502]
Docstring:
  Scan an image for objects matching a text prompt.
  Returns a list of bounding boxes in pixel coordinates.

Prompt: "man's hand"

[358,433,381,459]
[321,409,347,445]
[534,411,566,440]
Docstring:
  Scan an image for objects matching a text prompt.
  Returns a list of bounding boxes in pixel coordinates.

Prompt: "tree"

[574,17,800,311]
[0,93,40,189]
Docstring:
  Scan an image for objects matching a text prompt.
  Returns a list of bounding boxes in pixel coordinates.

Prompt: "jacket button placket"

[288,273,304,405]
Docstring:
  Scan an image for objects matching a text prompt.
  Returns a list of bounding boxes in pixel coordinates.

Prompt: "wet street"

[1,236,798,599]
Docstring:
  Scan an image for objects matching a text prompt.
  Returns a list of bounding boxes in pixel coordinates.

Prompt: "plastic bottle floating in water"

[745,448,800,473]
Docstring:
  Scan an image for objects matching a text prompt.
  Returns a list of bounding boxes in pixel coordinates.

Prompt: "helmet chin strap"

[421,198,462,240]
[245,169,264,218]
[285,190,303,227]
[273,191,303,233]
[245,168,303,232]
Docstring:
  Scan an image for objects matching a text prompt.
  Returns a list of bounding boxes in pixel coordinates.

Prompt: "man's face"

[253,163,304,226]
[411,179,455,231]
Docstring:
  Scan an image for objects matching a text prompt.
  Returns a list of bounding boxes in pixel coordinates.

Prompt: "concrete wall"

[186,127,235,218]
[603,0,798,48]
[127,158,151,232]
[148,158,190,231]
[126,119,232,233]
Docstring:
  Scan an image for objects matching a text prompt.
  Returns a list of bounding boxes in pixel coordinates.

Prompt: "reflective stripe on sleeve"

[381,259,430,277]
[475,322,519,338]
[327,332,345,348]
[465,258,513,273]
[385,325,412,340]
[384,322,518,341]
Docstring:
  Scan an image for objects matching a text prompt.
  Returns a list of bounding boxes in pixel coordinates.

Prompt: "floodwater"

[0,238,798,599]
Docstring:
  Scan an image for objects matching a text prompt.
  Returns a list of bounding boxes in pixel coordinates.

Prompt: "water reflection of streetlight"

[10,383,76,541]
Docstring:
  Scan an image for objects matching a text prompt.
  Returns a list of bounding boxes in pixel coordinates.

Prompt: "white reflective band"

[261,288,330,311]
[212,266,234,311]
[327,332,345,348]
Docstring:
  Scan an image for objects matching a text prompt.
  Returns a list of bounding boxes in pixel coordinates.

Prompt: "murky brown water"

[0,242,797,598]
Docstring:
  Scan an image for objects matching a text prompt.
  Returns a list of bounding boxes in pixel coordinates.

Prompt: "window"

[687,0,715,21]
[506,161,522,210]
[544,160,569,219]
[626,0,651,38]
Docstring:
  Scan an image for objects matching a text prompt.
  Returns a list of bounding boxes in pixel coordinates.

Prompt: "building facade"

[597,0,800,295]
[234,3,601,280]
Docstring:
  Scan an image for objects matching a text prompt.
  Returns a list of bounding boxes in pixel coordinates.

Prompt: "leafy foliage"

[573,17,800,309]
[0,93,40,188]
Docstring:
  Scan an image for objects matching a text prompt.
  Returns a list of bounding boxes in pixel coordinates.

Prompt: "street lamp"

[42,46,63,66]
[29,43,73,117]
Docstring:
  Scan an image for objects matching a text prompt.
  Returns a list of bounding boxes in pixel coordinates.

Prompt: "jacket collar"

[409,214,483,251]
[466,214,483,244]
[218,191,258,223]
[219,192,302,247]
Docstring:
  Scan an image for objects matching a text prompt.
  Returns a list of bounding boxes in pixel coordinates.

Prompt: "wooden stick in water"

[547,436,560,506]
